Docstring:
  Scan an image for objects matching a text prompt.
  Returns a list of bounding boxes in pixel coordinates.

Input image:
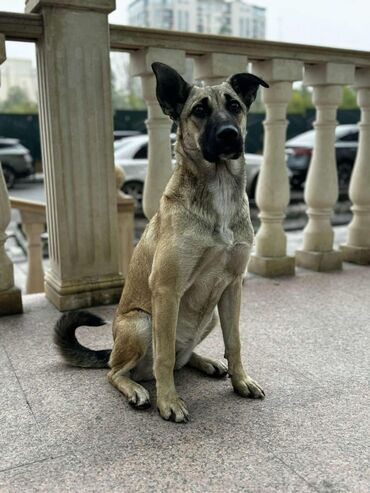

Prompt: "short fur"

[54,63,268,423]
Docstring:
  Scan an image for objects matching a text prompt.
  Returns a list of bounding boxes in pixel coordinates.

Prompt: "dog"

[54,62,268,423]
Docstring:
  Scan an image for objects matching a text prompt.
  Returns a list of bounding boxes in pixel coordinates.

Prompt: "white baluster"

[26,0,123,310]
[248,59,302,277]
[296,63,354,271]
[130,48,186,219]
[0,35,22,315]
[115,166,135,278]
[340,68,370,264]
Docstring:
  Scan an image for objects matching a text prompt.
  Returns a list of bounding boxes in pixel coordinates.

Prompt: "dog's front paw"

[157,395,190,423]
[232,376,265,399]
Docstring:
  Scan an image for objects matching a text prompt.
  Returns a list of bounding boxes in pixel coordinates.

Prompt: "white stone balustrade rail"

[9,198,46,294]
[0,7,370,316]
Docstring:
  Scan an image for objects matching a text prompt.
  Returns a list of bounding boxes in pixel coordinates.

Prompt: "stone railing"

[0,3,369,315]
[9,197,46,294]
[4,172,135,298]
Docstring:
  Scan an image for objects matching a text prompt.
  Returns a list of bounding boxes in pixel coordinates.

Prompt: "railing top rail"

[0,12,43,42]
[110,24,370,68]
[9,197,46,215]
[0,11,369,67]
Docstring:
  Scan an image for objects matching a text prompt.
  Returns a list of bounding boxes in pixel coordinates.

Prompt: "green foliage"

[288,87,314,113]
[111,70,146,110]
[340,86,357,109]
[0,86,38,113]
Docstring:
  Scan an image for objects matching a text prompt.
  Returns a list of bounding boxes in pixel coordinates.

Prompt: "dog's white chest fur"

[210,167,235,244]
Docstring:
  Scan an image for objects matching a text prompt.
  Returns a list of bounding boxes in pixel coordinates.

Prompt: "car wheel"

[122,181,144,215]
[2,165,16,189]
[337,161,352,191]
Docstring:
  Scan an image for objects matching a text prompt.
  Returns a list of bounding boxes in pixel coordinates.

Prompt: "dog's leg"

[218,276,265,399]
[108,311,152,410]
[187,312,227,378]
[152,289,189,423]
[187,353,228,378]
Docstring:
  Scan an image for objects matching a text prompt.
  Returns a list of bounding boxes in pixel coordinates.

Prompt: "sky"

[1,0,370,62]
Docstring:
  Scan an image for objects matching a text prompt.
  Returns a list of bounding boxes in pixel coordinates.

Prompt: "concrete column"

[130,48,186,219]
[25,0,123,310]
[340,68,370,264]
[193,53,247,85]
[0,35,23,315]
[296,62,354,271]
[248,59,302,277]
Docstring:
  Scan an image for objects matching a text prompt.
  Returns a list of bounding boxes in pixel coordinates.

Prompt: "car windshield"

[286,130,315,146]
[286,125,358,147]
[114,137,148,159]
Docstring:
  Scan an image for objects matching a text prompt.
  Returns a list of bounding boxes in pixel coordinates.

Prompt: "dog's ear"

[152,62,192,121]
[227,73,269,110]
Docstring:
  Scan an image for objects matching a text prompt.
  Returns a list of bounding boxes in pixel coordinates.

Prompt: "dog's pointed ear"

[152,62,192,121]
[227,73,269,110]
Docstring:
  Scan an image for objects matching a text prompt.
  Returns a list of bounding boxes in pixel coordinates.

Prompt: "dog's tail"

[53,310,111,368]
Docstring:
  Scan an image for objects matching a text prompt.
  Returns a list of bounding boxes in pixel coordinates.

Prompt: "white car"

[115,134,264,214]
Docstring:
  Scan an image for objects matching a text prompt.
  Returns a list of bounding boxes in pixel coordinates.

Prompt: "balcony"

[0,2,369,490]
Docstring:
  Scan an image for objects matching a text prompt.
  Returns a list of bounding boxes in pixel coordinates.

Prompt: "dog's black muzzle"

[200,120,243,163]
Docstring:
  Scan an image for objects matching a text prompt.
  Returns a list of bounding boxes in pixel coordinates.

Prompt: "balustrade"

[248,59,302,276]
[0,6,369,317]
[296,63,355,271]
[340,68,370,264]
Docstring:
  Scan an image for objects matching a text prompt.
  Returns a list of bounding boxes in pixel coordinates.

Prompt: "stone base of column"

[295,249,342,272]
[248,255,295,277]
[45,272,124,311]
[0,287,23,316]
[339,244,370,265]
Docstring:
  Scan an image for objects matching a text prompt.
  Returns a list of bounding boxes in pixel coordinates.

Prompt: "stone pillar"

[193,53,247,86]
[130,48,186,219]
[248,59,302,277]
[0,35,23,315]
[340,68,370,264]
[25,0,123,310]
[296,63,354,271]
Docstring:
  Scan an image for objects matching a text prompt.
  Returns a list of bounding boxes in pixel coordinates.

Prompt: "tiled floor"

[0,254,369,492]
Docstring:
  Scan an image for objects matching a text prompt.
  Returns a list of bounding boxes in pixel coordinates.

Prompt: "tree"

[0,86,38,113]
[340,86,357,109]
[288,87,314,113]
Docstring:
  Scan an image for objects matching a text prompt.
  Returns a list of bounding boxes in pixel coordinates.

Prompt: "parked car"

[0,138,34,189]
[115,134,264,214]
[113,130,141,141]
[286,124,358,190]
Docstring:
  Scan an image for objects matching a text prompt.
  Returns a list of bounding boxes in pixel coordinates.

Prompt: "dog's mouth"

[203,145,243,163]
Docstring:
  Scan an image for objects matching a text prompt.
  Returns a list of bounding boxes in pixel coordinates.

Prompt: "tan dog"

[54,62,268,423]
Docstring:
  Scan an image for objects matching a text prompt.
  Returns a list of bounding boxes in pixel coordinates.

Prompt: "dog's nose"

[216,125,239,144]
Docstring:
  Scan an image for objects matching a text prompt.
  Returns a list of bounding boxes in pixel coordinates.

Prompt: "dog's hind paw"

[127,386,151,410]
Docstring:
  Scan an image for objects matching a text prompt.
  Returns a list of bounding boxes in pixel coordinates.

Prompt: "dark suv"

[0,138,34,188]
[286,124,358,190]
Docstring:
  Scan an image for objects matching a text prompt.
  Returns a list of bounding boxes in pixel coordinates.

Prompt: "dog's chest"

[210,169,236,244]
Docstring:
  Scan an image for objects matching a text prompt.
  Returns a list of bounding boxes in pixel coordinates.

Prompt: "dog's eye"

[192,105,207,118]
[228,100,242,114]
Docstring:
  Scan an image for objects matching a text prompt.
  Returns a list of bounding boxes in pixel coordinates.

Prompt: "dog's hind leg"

[108,310,152,410]
[187,311,228,378]
[187,352,228,378]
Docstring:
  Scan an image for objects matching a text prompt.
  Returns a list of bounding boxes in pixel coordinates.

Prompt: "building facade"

[128,0,266,39]
[0,58,37,103]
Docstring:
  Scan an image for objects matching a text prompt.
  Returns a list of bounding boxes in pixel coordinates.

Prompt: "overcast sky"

[1,0,370,61]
